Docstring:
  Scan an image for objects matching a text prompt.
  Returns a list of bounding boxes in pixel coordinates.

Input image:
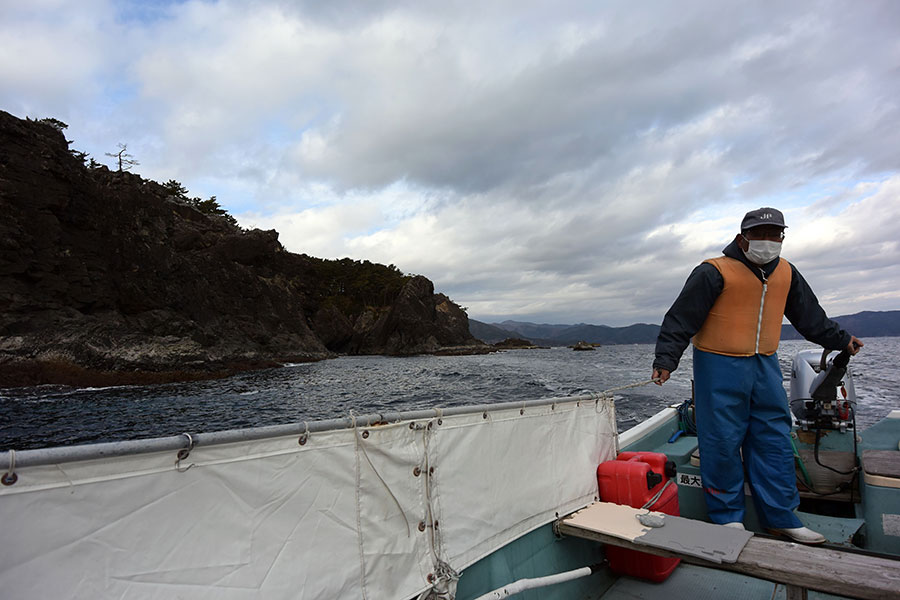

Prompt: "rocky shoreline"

[0,111,488,387]
[492,337,540,350]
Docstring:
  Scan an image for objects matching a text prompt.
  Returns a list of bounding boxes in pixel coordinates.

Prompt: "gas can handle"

[646,470,663,490]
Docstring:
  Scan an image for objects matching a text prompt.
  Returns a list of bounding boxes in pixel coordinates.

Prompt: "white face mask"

[742,237,781,264]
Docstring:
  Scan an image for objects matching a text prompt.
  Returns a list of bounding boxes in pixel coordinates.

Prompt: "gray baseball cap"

[741,207,787,230]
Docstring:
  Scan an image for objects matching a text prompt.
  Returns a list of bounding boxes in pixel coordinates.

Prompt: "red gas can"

[596,451,681,582]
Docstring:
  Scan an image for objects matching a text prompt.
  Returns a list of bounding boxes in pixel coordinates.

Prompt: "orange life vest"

[692,256,792,357]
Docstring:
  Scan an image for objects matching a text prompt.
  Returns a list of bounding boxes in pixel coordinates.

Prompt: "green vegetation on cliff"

[303,257,411,319]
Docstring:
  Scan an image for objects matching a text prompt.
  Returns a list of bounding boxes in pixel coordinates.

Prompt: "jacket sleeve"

[653,263,723,373]
[783,263,851,350]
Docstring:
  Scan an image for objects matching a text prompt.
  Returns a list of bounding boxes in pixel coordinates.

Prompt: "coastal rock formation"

[570,341,597,351]
[350,278,468,355]
[492,338,537,349]
[0,111,486,386]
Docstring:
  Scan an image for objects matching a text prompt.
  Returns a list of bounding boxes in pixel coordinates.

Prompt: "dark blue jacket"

[653,240,851,373]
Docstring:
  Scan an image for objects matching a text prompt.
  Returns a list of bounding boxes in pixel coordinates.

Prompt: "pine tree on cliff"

[105,143,140,171]
[37,117,68,132]
[162,180,190,199]
[189,195,239,229]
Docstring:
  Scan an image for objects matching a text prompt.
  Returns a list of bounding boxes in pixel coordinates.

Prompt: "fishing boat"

[1,347,898,599]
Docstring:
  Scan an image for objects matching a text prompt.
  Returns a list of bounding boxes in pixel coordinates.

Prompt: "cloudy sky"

[3,0,899,326]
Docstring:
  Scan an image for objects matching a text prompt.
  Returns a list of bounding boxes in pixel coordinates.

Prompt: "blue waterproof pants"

[693,348,802,529]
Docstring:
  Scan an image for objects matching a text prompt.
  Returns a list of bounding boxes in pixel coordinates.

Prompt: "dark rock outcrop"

[492,338,537,349]
[0,111,485,386]
[570,341,597,351]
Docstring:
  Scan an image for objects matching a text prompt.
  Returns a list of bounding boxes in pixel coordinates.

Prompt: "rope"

[417,420,459,600]
[597,378,661,397]
[789,434,813,488]
[375,377,662,599]
[352,413,369,600]
[2,449,16,485]
[175,433,194,472]
[299,421,310,445]
[592,379,660,415]
[633,479,675,529]
[676,399,697,435]
[641,479,673,510]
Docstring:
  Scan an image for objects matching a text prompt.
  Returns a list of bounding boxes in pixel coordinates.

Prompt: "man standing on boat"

[651,207,863,544]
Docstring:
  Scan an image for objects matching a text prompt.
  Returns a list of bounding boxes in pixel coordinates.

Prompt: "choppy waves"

[2,339,897,450]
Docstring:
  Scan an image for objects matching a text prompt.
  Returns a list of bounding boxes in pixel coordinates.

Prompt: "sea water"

[1,338,897,450]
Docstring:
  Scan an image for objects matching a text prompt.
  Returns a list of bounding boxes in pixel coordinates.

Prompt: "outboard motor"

[790,347,857,432]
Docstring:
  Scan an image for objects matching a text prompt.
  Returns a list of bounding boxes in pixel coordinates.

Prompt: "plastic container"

[596,451,681,582]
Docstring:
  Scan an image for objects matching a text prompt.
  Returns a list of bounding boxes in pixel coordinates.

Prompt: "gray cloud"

[3,0,899,326]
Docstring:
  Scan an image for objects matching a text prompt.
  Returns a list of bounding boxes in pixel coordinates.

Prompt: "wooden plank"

[732,538,899,600]
[863,450,900,479]
[559,509,900,600]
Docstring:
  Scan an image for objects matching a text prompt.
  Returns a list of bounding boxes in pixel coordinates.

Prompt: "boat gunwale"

[5,392,609,469]
[616,405,679,450]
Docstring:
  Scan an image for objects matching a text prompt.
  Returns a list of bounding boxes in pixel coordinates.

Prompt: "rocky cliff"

[0,111,485,386]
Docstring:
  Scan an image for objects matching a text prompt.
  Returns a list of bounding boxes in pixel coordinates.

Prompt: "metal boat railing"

[6,392,606,469]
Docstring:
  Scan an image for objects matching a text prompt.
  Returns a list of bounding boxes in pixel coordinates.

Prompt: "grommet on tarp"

[2,450,17,486]
[433,407,443,426]
[175,433,194,472]
[298,422,309,445]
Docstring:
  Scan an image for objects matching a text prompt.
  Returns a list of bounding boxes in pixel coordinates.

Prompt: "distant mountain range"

[470,310,900,346]
[780,310,900,340]
[468,319,662,346]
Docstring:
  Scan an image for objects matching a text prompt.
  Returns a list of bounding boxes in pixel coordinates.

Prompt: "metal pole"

[8,393,604,468]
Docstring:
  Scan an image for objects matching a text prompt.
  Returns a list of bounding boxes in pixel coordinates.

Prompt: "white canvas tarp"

[0,396,616,599]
